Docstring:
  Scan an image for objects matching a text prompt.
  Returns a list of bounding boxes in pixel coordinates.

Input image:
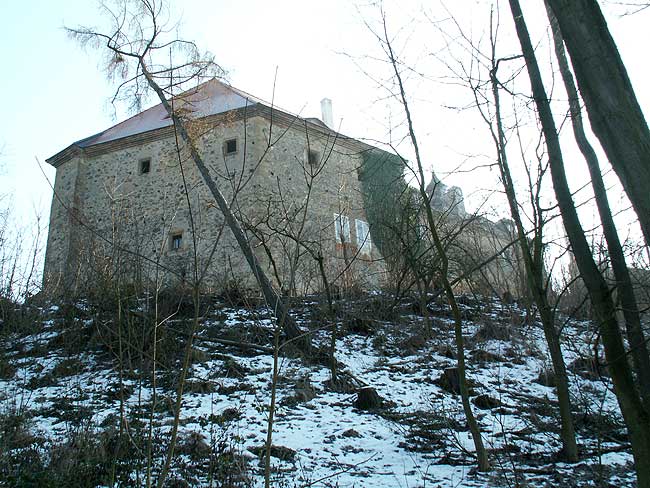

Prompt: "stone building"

[44,78,525,300]
[43,79,393,296]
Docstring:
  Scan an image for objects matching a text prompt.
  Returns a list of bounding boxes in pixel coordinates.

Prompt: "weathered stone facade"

[43,81,388,296]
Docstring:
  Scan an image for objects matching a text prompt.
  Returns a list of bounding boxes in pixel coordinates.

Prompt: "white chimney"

[320,98,333,128]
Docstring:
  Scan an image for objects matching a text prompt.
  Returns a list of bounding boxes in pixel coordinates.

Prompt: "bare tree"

[367,6,490,471]
[545,0,650,248]
[545,0,650,412]
[508,1,650,484]
[67,0,307,349]
[242,126,345,380]
[427,4,579,461]
[485,15,578,461]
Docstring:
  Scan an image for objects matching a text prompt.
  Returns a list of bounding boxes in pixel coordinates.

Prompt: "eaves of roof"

[46,104,262,167]
[254,105,380,157]
[46,93,390,167]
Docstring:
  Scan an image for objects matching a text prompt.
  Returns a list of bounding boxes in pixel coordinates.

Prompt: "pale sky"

[1,0,649,249]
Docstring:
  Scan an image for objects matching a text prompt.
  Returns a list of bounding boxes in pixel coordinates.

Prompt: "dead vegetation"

[0,290,637,487]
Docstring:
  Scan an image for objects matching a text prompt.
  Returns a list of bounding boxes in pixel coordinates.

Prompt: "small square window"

[171,233,182,250]
[139,158,151,174]
[307,149,319,166]
[224,138,238,155]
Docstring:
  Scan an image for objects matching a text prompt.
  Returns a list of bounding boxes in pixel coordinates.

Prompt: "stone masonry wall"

[246,116,385,293]
[43,153,83,292]
[43,113,386,296]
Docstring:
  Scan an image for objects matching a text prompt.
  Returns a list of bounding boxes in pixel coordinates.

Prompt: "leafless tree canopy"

[67,0,224,113]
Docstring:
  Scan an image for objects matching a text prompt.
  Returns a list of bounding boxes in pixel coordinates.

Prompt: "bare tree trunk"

[545,1,650,412]
[487,31,577,460]
[379,11,490,472]
[315,253,338,382]
[508,1,650,485]
[264,325,281,488]
[544,0,650,247]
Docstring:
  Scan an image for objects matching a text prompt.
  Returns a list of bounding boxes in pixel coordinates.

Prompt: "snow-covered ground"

[0,296,635,487]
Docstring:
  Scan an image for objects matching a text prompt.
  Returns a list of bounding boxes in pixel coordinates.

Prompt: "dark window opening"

[139,158,151,174]
[171,233,182,250]
[224,138,238,155]
[307,149,319,166]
